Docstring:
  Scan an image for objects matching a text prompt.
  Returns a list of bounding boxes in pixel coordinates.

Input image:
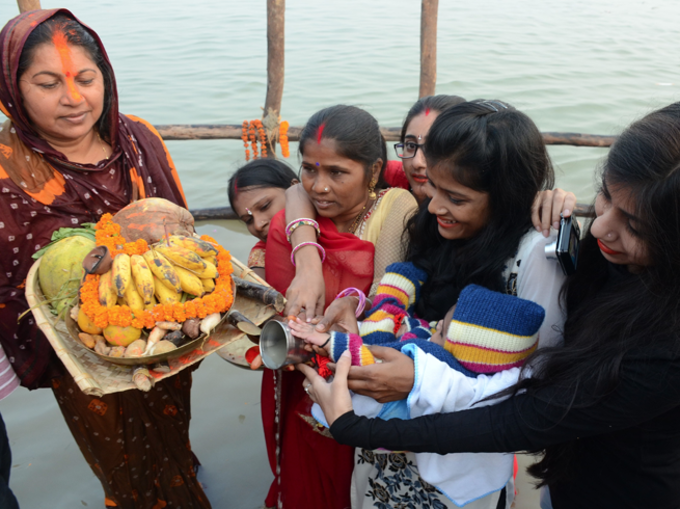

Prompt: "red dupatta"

[261,209,375,509]
[265,209,375,305]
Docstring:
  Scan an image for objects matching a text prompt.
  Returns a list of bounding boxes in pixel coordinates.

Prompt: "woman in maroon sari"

[0,10,210,508]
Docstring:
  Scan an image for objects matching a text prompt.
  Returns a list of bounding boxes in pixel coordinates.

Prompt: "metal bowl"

[65,278,236,366]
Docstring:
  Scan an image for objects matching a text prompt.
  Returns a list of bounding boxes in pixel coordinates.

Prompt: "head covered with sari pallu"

[0,9,186,388]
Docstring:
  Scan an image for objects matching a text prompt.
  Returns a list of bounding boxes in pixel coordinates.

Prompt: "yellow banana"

[144,294,158,311]
[112,253,132,297]
[155,245,207,272]
[124,283,145,311]
[201,277,215,293]
[153,276,182,304]
[130,254,154,305]
[167,235,219,258]
[98,271,117,308]
[173,265,205,297]
[191,260,218,279]
[204,254,218,267]
[143,250,182,294]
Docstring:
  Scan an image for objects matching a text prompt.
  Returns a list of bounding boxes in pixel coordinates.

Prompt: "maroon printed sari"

[0,10,209,508]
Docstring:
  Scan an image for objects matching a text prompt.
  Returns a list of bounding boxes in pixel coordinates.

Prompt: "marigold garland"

[241,121,250,161]
[254,119,267,158]
[242,119,283,160]
[279,120,290,158]
[248,121,258,159]
[80,216,234,329]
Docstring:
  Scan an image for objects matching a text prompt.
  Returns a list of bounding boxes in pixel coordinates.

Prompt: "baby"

[289,262,545,376]
[288,262,545,507]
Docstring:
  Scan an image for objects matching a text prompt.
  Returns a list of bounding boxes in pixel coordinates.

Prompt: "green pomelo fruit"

[38,236,96,316]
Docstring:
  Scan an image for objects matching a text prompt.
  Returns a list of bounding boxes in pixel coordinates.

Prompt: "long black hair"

[227,159,297,211]
[299,105,387,188]
[518,102,680,486]
[17,14,115,143]
[408,100,554,320]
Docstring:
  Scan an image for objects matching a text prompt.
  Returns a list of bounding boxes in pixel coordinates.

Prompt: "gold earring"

[368,179,377,200]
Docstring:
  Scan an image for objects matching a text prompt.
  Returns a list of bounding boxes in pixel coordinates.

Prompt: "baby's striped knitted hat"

[445,285,545,374]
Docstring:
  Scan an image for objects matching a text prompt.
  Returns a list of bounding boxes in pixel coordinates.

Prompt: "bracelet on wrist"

[335,287,367,317]
[291,241,326,266]
[285,218,321,243]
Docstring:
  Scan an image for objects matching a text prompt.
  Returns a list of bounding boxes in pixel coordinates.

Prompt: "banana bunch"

[97,236,220,309]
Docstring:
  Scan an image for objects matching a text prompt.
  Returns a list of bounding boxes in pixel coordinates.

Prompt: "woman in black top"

[299,101,680,509]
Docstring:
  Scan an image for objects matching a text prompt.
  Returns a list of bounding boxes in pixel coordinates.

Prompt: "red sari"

[263,210,375,508]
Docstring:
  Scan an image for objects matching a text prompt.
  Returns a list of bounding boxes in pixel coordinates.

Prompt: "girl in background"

[228,159,298,279]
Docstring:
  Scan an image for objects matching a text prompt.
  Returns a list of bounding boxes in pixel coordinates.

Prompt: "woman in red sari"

[0,10,210,508]
[261,105,418,508]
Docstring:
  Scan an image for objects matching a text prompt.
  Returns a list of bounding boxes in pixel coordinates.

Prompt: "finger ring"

[304,385,311,394]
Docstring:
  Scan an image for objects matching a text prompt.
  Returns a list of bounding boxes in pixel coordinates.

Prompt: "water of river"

[0,0,678,507]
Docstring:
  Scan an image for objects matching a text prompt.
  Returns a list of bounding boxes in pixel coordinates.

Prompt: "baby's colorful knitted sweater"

[327,262,544,376]
[327,262,467,371]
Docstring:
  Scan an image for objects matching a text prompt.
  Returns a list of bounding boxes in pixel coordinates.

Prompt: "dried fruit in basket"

[38,236,95,316]
[112,197,194,244]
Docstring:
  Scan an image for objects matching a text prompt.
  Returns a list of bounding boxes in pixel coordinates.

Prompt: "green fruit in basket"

[38,236,95,316]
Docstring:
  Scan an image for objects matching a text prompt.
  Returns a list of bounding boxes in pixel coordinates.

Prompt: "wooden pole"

[263,0,285,156]
[17,0,41,13]
[191,202,596,222]
[153,124,616,147]
[419,0,439,98]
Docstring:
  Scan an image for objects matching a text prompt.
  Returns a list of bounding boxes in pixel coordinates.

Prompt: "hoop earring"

[368,179,377,200]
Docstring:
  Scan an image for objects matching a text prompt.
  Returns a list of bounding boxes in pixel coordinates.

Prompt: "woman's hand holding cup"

[297,350,354,427]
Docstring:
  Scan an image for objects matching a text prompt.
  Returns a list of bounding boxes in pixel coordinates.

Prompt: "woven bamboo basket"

[25,256,277,396]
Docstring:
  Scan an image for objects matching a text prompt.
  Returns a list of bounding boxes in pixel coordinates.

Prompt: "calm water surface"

[0,1,679,506]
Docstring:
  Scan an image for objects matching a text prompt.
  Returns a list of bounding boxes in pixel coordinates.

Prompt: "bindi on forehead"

[51,30,82,101]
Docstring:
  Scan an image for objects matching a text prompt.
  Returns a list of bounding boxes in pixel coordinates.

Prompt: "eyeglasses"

[394,141,425,159]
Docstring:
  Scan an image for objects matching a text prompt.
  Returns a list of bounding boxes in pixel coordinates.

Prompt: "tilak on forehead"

[51,29,82,101]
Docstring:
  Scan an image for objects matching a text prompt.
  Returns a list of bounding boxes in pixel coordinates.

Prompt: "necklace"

[348,196,375,235]
[97,133,110,161]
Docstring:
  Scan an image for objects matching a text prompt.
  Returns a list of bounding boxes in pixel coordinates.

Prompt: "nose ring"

[606,232,613,239]
[324,187,329,192]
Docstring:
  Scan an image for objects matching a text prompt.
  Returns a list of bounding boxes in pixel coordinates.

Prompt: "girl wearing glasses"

[393,95,466,204]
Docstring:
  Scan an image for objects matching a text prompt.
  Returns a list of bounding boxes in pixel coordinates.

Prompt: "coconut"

[112,197,194,244]
[38,236,96,316]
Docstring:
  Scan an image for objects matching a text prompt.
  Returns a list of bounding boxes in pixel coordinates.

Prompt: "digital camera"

[544,215,580,275]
